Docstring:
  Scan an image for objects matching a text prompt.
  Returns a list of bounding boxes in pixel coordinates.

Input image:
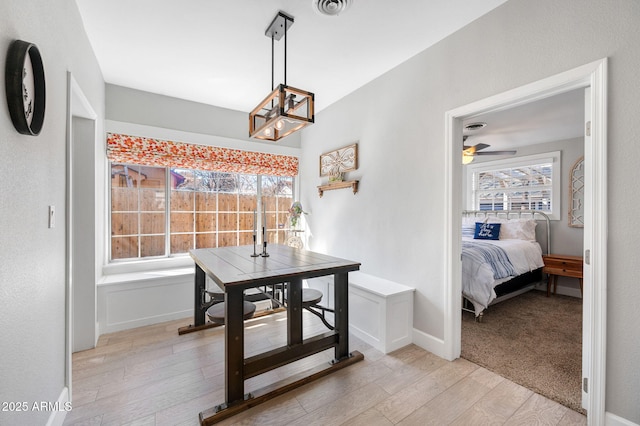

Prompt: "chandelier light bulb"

[275,119,285,130]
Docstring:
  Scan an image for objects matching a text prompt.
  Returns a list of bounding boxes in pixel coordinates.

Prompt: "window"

[110,163,293,261]
[466,152,561,219]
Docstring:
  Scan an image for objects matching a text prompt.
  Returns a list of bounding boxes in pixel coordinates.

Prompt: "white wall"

[0,1,105,425]
[299,0,640,422]
[106,84,301,149]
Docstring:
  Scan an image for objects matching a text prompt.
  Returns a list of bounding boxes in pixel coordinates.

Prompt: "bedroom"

[1,1,640,425]
[456,88,586,412]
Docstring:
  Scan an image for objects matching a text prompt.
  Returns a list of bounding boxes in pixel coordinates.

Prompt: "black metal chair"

[284,287,335,330]
[206,300,257,325]
[202,287,257,325]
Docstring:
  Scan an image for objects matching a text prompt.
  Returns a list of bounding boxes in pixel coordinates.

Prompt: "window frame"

[465,151,561,220]
[106,163,296,273]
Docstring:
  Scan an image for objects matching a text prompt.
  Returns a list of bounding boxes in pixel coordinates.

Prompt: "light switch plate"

[49,205,55,228]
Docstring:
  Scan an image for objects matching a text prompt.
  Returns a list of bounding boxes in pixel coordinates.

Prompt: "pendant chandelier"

[249,12,315,141]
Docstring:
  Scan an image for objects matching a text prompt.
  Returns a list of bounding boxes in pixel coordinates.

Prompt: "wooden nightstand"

[542,254,584,297]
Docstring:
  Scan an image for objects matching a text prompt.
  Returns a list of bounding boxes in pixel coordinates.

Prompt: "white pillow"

[462,216,484,238]
[499,219,537,241]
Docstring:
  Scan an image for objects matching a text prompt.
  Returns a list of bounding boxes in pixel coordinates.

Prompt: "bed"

[461,210,550,321]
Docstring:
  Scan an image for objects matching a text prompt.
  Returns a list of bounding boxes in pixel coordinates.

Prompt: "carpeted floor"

[461,290,584,414]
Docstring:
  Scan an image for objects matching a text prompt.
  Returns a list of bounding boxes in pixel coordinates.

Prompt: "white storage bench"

[347,272,415,354]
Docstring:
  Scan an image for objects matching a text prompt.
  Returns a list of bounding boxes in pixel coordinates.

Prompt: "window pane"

[196,192,217,211]
[216,173,238,193]
[196,213,216,231]
[238,174,257,194]
[111,236,138,260]
[218,233,237,247]
[110,163,166,261]
[171,190,193,211]
[218,213,238,231]
[218,193,237,211]
[171,234,194,254]
[239,232,253,246]
[473,160,554,215]
[171,212,194,233]
[110,163,291,261]
[140,212,165,234]
[196,233,216,249]
[111,213,138,236]
[112,188,138,211]
[141,236,165,257]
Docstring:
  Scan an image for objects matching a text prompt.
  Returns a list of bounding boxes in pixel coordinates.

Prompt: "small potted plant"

[288,201,306,229]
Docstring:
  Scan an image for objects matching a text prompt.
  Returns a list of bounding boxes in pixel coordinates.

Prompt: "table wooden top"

[190,244,360,290]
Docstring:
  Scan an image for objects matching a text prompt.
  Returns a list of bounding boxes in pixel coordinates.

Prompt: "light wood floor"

[64,311,587,426]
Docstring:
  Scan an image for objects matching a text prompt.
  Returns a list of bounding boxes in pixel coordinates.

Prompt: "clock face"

[5,40,46,136]
[22,53,35,125]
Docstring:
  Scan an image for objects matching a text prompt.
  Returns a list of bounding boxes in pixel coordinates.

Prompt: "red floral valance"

[106,133,298,177]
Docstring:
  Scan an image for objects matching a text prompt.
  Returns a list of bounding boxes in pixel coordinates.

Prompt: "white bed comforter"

[462,238,544,316]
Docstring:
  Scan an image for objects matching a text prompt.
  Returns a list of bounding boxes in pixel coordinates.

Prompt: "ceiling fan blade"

[463,142,491,155]
[476,150,517,156]
[473,143,491,152]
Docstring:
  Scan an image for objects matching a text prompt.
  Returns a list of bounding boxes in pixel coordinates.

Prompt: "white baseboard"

[99,308,193,334]
[45,387,70,426]
[411,327,447,359]
[606,412,639,426]
[533,282,583,299]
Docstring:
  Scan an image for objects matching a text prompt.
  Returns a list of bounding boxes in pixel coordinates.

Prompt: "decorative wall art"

[569,156,584,228]
[317,143,359,197]
[319,143,358,180]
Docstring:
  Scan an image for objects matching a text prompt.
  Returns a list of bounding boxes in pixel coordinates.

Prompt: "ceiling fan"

[462,135,516,164]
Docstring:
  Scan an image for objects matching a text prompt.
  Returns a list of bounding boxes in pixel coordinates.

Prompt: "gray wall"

[106,84,301,148]
[0,1,105,425]
[299,0,639,422]
[463,138,585,252]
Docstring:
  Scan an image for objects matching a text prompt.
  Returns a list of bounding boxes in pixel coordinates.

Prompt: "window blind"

[106,133,299,177]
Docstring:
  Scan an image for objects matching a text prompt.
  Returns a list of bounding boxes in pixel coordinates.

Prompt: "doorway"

[66,72,98,399]
[443,59,607,425]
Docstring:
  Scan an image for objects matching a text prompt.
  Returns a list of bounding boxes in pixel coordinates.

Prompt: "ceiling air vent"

[313,0,353,16]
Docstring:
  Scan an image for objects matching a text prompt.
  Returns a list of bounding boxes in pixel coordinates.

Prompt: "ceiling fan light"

[462,153,474,165]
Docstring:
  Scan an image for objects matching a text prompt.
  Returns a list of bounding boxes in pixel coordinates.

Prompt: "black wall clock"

[5,40,46,136]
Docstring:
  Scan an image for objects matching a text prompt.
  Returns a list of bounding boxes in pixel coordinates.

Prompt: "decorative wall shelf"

[317,180,359,197]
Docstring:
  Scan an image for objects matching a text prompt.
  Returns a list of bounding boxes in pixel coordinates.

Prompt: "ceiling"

[75,0,509,113]
[75,0,584,151]
[462,89,585,153]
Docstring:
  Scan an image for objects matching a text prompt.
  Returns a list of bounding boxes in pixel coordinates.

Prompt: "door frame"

[442,59,607,424]
[66,72,98,397]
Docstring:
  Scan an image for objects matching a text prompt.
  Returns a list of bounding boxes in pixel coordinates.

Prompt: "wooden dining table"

[187,244,363,425]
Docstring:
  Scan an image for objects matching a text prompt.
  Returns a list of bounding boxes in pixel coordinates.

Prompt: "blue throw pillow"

[474,222,501,240]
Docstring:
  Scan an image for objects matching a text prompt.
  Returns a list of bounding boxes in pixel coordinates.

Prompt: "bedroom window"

[110,164,293,261]
[466,151,561,220]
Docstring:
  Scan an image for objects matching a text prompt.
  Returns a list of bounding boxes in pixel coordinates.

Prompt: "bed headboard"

[462,210,551,255]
